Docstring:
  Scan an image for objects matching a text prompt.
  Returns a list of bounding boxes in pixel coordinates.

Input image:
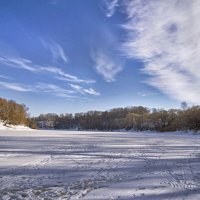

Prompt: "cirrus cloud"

[104,0,119,17]
[121,0,200,104]
[91,50,123,82]
[41,40,68,64]
[0,80,98,100]
[0,81,34,92]
[69,84,100,96]
[0,54,95,84]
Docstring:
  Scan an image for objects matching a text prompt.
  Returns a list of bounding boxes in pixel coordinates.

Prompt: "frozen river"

[0,130,200,199]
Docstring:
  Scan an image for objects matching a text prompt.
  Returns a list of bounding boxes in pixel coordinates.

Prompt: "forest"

[0,97,200,131]
[34,103,200,132]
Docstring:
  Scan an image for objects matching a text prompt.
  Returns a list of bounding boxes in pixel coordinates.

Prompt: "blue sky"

[0,0,199,116]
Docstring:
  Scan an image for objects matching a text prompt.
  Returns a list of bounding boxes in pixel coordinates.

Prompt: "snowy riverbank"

[0,122,32,131]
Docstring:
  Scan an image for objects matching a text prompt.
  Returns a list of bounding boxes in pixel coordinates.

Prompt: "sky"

[0,0,199,116]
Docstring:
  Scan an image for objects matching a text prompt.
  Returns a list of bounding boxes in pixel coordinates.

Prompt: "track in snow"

[0,130,200,200]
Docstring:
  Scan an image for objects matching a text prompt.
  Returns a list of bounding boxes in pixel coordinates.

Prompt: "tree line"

[34,104,200,132]
[0,98,37,128]
[1,97,199,131]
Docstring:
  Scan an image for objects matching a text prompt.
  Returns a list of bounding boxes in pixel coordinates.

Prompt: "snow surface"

[0,130,200,200]
[0,122,32,131]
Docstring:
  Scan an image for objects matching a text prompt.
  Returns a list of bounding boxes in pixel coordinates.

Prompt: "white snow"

[0,122,32,131]
[0,130,200,199]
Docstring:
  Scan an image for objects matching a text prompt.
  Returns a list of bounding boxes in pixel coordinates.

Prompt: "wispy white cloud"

[69,84,84,94]
[35,83,76,98]
[91,50,123,82]
[41,40,68,64]
[0,81,34,92]
[34,82,96,99]
[56,76,95,84]
[122,0,200,104]
[0,55,95,84]
[40,66,95,83]
[33,83,96,100]
[104,0,119,17]
[69,84,100,96]
[83,88,100,96]
[0,55,37,71]
[137,91,157,97]
[0,74,12,80]
[0,79,99,100]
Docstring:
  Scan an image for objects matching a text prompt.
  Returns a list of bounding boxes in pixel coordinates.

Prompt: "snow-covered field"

[0,130,200,200]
